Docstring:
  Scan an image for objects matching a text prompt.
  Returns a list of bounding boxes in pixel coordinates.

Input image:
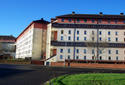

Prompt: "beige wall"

[56,47,125,61]
[16,23,47,60]
[48,26,125,62]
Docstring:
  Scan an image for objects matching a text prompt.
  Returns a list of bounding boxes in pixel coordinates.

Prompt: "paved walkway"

[0,64,125,85]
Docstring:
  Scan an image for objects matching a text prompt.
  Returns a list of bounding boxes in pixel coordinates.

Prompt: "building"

[46,12,125,64]
[16,19,49,60]
[0,35,16,59]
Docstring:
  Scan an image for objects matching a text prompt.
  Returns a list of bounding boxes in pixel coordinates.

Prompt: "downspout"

[73,12,76,60]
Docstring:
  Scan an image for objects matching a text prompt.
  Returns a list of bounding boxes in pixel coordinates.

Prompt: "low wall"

[0,60,31,64]
[51,62,67,67]
[51,62,125,69]
[31,60,44,65]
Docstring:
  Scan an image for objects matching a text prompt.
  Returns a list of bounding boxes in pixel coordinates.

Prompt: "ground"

[0,64,125,85]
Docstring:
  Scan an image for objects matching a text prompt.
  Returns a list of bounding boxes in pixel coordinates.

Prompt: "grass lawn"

[47,73,125,85]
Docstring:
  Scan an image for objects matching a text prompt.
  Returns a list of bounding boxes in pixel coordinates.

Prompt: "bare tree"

[85,30,108,62]
[0,42,3,55]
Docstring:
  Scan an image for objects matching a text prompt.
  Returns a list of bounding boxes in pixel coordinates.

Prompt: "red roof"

[56,13,125,19]
[16,19,49,41]
[0,35,16,42]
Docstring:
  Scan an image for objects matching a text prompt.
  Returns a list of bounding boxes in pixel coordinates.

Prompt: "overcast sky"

[0,0,125,37]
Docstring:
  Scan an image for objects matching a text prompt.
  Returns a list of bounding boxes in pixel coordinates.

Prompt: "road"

[0,64,125,85]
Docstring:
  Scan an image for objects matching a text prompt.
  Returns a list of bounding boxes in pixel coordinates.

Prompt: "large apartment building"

[0,35,15,59]
[46,12,125,64]
[16,19,49,60]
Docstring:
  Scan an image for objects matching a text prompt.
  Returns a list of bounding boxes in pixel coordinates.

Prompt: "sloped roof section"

[56,14,125,19]
[0,35,16,42]
[33,18,50,24]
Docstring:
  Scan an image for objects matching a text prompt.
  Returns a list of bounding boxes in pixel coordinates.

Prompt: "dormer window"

[77,19,80,23]
[84,19,87,23]
[98,19,102,23]
[108,19,111,24]
[115,20,118,24]
[92,19,95,23]
[123,20,125,24]
[61,18,64,22]
[68,19,72,22]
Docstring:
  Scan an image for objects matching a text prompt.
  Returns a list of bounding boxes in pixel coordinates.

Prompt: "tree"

[0,42,3,55]
[85,30,108,62]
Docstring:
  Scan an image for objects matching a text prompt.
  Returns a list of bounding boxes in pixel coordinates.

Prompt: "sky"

[0,0,125,37]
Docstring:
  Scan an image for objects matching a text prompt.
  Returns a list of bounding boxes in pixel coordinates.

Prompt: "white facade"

[46,24,125,62]
[16,21,48,60]
[55,28,125,61]
[16,26,33,59]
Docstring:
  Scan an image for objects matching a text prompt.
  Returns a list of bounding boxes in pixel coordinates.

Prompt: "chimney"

[99,12,103,15]
[120,13,124,15]
[72,11,75,15]
[41,18,44,20]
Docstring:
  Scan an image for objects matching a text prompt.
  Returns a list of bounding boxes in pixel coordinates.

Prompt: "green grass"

[47,73,125,85]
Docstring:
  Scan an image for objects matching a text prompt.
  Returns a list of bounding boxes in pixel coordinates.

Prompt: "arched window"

[108,56,111,60]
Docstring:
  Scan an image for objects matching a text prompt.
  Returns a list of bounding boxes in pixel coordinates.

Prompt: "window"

[99,56,102,60]
[92,19,95,23]
[84,19,87,23]
[108,56,111,60]
[116,50,118,54]
[99,37,102,41]
[123,20,125,24]
[61,18,64,22]
[116,38,118,42]
[77,30,79,34]
[99,31,102,35]
[115,32,118,35]
[68,36,71,40]
[76,49,79,53]
[108,50,111,54]
[84,56,86,60]
[68,19,72,22]
[68,49,70,53]
[84,30,87,35]
[60,49,63,53]
[77,19,80,23]
[68,55,70,59]
[84,37,87,41]
[115,20,118,24]
[68,30,71,34]
[99,50,102,54]
[92,56,95,60]
[61,36,63,40]
[83,49,86,54]
[108,37,111,42]
[98,19,102,23]
[92,49,94,54]
[60,55,63,59]
[92,31,94,35]
[77,37,79,40]
[92,37,94,41]
[76,56,79,59]
[116,56,118,60]
[108,31,110,35]
[108,19,111,24]
[61,30,64,34]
